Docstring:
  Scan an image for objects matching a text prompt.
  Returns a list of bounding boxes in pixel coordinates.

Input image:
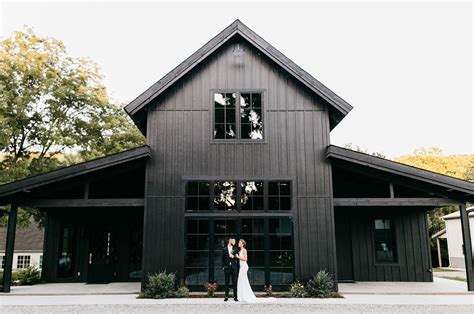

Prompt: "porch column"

[436,238,442,268]
[2,204,18,293]
[459,203,473,291]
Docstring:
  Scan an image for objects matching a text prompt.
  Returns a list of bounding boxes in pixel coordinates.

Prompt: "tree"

[395,147,474,236]
[0,27,144,226]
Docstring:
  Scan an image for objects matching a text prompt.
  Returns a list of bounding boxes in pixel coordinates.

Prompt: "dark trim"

[327,145,474,196]
[16,198,145,208]
[2,204,17,292]
[0,146,151,199]
[124,19,352,129]
[333,198,462,207]
[459,204,474,291]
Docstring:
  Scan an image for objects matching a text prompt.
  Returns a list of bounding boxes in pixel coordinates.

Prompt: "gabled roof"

[431,228,446,239]
[327,145,474,199]
[0,224,44,252]
[125,19,353,131]
[0,145,151,199]
[442,207,474,220]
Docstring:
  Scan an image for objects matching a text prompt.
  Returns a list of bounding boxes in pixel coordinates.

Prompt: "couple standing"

[221,237,260,303]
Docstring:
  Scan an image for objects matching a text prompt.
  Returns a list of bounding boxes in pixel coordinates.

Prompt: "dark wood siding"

[143,38,335,284]
[335,207,433,282]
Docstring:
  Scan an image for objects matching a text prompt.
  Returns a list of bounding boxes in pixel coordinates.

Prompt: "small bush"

[264,283,273,297]
[142,271,176,299]
[305,270,333,298]
[175,286,190,298]
[289,281,306,298]
[15,266,42,285]
[205,282,218,297]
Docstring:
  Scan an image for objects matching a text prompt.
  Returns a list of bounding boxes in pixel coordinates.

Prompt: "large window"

[57,224,75,278]
[214,92,263,140]
[17,255,31,269]
[186,181,291,212]
[374,219,397,263]
[185,217,293,289]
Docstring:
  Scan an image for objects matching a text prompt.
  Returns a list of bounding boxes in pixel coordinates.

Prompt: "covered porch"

[0,146,151,292]
[328,145,474,292]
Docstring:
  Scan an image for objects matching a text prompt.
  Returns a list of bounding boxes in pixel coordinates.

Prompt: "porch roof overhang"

[0,145,151,205]
[327,145,474,204]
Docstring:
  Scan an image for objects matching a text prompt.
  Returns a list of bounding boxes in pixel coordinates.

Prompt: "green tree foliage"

[395,147,474,236]
[0,27,144,226]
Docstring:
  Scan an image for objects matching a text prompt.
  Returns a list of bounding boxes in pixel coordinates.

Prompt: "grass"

[432,268,458,272]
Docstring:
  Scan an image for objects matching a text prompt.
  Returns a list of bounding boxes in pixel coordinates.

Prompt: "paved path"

[339,277,471,294]
[1,295,473,313]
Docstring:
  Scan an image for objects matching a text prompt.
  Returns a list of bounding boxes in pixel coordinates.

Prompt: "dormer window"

[213,91,263,140]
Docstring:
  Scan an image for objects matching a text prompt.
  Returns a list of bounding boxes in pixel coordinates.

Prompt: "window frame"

[184,180,292,213]
[17,255,31,269]
[210,89,266,143]
[372,218,399,265]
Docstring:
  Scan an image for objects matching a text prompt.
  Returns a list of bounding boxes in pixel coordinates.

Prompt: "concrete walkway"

[339,277,471,295]
[1,294,473,313]
[6,282,141,295]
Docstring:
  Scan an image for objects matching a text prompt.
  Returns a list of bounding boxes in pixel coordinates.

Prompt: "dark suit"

[222,245,238,298]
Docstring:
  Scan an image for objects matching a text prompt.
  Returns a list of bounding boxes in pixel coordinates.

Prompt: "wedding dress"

[237,252,275,303]
[237,255,258,302]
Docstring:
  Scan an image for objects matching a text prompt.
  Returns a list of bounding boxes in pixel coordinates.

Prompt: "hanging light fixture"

[233,43,245,57]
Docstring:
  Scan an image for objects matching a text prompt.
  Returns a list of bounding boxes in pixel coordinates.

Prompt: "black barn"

[1,20,473,292]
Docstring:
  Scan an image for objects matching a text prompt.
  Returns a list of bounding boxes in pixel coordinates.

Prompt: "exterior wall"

[445,216,474,269]
[0,252,42,270]
[143,38,335,285]
[335,207,433,282]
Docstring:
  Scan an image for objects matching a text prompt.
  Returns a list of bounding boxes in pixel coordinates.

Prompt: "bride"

[235,239,274,303]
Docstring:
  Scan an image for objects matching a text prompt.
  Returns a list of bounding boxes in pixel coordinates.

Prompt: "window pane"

[252,93,261,108]
[215,108,225,124]
[187,182,199,195]
[214,182,236,211]
[279,197,291,211]
[214,124,225,139]
[225,124,236,139]
[241,123,251,139]
[187,197,199,211]
[241,181,264,211]
[279,182,291,195]
[268,182,279,195]
[374,219,397,263]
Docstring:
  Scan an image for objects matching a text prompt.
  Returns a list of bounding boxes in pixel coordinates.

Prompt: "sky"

[1,0,472,158]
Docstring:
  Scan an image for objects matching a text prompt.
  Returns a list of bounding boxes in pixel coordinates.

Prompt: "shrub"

[175,285,190,298]
[305,270,334,298]
[289,281,306,298]
[264,283,273,297]
[142,272,176,299]
[15,266,42,285]
[205,282,218,297]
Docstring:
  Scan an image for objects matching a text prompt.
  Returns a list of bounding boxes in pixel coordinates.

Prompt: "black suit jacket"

[222,245,238,269]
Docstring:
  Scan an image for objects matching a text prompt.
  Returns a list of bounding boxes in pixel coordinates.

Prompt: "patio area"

[2,277,472,296]
[339,277,471,295]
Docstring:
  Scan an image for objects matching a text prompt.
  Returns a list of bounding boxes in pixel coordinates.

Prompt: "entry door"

[87,227,117,283]
[335,215,354,282]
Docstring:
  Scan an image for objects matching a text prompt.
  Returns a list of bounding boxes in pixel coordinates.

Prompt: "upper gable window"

[213,92,263,140]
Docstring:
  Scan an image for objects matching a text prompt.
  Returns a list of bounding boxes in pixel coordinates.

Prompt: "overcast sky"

[1,1,472,158]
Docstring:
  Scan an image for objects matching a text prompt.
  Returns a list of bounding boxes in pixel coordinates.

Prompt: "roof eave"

[124,19,353,128]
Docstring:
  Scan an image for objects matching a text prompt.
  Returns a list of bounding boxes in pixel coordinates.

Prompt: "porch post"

[436,238,442,268]
[459,203,473,291]
[2,204,18,293]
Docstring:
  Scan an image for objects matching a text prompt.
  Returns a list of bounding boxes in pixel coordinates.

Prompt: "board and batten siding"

[337,207,433,282]
[142,38,336,285]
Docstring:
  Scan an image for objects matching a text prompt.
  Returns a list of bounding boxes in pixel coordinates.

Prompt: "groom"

[222,237,238,302]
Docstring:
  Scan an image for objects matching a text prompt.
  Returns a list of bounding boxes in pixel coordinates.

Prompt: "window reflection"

[241,181,264,211]
[214,93,236,139]
[240,93,263,139]
[214,181,236,211]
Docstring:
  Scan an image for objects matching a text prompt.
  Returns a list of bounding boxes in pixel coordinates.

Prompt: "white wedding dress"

[237,251,275,303]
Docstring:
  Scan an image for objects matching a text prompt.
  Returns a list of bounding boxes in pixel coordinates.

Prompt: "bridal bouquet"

[205,282,218,297]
